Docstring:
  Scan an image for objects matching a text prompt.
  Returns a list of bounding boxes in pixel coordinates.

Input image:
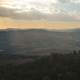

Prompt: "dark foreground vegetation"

[0,50,80,80]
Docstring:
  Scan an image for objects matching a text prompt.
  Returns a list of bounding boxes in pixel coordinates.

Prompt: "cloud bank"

[0,0,80,21]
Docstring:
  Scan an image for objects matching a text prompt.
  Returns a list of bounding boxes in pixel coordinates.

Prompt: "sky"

[0,0,80,29]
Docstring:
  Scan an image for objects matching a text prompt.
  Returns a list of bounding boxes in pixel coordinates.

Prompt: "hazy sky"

[0,0,80,29]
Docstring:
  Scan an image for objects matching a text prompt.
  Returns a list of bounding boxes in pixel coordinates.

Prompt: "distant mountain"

[70,28,80,32]
[0,28,80,55]
[61,28,80,32]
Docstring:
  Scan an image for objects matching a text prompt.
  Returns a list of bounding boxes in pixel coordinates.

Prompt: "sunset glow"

[0,0,80,29]
[0,17,80,30]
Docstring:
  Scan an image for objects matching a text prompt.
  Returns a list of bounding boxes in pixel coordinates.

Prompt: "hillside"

[0,28,80,55]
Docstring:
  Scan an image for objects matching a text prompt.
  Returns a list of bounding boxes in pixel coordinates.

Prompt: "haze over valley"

[0,0,80,80]
[0,28,80,55]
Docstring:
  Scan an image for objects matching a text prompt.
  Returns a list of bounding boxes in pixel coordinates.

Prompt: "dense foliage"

[0,50,80,80]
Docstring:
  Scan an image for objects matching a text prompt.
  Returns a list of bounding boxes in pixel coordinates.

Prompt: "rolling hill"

[0,28,80,55]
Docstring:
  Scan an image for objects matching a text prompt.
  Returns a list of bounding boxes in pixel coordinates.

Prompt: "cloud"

[0,7,13,17]
[0,6,47,20]
[57,0,80,3]
[58,0,71,3]
[12,9,46,20]
[0,0,80,21]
